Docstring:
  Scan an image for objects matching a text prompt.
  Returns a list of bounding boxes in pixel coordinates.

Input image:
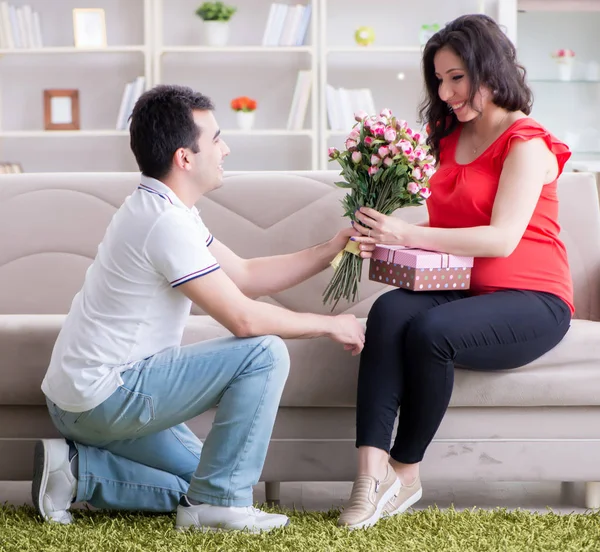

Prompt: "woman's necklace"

[470,112,510,154]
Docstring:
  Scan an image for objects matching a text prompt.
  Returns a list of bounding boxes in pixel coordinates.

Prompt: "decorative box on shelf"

[369,245,474,291]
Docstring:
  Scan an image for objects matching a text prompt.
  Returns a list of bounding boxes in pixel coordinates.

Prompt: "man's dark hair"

[418,14,533,161]
[129,85,215,180]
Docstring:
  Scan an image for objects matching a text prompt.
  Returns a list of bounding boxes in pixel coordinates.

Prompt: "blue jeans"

[46,335,290,512]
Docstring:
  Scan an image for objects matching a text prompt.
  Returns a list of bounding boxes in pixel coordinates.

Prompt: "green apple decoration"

[355,26,375,47]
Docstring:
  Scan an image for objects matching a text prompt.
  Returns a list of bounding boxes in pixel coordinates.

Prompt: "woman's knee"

[367,289,407,327]
[405,309,452,354]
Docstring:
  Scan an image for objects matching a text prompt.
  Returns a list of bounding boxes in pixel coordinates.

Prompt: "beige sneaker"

[337,464,401,530]
[382,475,423,517]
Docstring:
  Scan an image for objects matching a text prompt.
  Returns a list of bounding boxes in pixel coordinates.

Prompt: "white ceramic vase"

[236,111,255,131]
[203,21,230,47]
[557,57,574,81]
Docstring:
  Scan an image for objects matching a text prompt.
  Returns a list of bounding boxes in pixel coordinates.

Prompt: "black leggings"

[356,288,572,464]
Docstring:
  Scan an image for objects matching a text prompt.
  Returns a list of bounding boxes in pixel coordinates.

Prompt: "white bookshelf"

[2,0,598,172]
[318,0,493,169]
[152,0,319,171]
[0,0,153,172]
[327,46,423,54]
[160,46,314,54]
[220,129,314,136]
[0,46,147,54]
[0,130,130,137]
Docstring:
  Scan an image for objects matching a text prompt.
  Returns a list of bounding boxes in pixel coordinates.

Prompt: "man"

[33,85,367,533]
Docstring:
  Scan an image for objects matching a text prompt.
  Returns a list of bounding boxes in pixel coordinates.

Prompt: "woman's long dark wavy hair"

[418,14,533,161]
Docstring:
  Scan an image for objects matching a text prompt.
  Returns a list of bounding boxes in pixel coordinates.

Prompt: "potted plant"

[195,2,237,47]
[231,96,257,130]
[551,49,575,81]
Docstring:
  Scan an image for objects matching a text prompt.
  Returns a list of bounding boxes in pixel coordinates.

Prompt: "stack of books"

[115,77,146,131]
[0,2,43,49]
[261,3,312,47]
[326,85,376,132]
[286,70,313,130]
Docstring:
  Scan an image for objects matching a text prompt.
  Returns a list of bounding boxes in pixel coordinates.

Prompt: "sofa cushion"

[2,315,600,409]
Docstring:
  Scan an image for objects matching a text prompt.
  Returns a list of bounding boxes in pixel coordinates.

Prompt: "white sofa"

[1,170,600,507]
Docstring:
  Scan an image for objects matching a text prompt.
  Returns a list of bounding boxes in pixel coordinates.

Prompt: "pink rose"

[423,164,435,177]
[348,128,360,140]
[389,144,400,156]
[371,154,382,166]
[420,187,432,199]
[414,147,427,161]
[412,167,423,180]
[368,166,380,176]
[378,146,390,158]
[407,153,416,163]
[364,117,373,129]
[383,156,394,168]
[372,124,386,137]
[328,147,339,158]
[425,155,436,165]
[380,108,392,119]
[364,136,375,147]
[413,132,425,144]
[399,140,413,156]
[345,139,358,150]
[407,182,420,194]
[354,110,368,121]
[384,127,397,142]
[376,116,389,126]
[405,127,414,137]
[352,151,362,164]
[396,119,408,131]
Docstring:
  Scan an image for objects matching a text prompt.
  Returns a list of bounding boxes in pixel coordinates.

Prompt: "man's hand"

[328,314,365,356]
[330,225,377,259]
[329,225,357,253]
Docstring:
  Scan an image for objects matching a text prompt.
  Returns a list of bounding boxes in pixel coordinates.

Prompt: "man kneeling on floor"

[33,84,366,533]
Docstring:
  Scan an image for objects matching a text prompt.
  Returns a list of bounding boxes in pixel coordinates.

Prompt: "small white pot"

[236,111,255,131]
[557,57,574,81]
[203,21,230,47]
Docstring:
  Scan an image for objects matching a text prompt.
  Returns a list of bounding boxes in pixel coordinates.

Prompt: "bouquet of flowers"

[323,108,436,309]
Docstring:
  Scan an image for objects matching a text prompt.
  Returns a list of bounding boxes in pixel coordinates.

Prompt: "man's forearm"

[242,239,341,298]
[237,299,334,339]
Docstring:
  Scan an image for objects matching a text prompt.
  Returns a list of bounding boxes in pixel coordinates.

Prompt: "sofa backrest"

[0,170,598,320]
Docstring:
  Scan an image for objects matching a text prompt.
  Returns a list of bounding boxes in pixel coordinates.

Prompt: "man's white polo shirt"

[41,175,220,413]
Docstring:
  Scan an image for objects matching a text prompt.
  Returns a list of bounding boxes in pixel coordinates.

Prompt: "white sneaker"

[176,497,290,533]
[32,439,77,524]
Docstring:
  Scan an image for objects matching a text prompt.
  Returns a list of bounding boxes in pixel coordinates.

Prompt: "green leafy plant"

[195,2,237,22]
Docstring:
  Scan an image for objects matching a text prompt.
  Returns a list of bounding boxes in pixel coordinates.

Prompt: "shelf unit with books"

[0,0,153,172]
[11,0,594,173]
[317,0,490,169]
[152,0,319,171]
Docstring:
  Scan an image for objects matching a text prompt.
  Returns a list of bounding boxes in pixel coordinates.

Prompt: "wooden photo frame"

[44,89,80,131]
[73,8,107,48]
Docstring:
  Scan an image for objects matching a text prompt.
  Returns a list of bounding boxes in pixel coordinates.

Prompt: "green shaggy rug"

[1,505,599,552]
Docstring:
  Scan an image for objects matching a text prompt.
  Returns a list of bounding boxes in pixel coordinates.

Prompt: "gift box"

[369,245,474,291]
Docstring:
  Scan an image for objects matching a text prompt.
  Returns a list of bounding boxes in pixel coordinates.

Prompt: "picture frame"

[0,162,23,174]
[73,8,107,48]
[43,89,80,131]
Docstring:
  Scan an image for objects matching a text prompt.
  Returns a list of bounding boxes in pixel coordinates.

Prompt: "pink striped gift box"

[369,245,474,291]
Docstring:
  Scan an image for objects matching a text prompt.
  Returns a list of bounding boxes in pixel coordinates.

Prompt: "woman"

[338,13,573,530]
